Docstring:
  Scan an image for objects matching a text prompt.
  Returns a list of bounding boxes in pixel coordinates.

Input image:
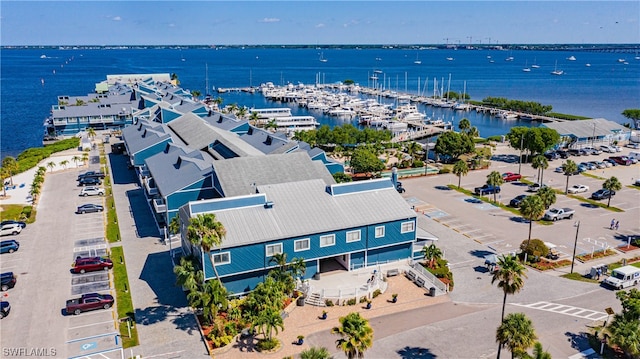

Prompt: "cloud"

[315,23,325,28]
[259,18,280,23]
[112,16,122,21]
[168,23,176,28]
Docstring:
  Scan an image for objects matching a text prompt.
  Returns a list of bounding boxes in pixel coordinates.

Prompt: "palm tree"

[265,119,278,133]
[452,160,469,189]
[421,244,443,269]
[467,126,479,139]
[486,171,504,203]
[531,342,552,359]
[602,176,622,208]
[1,156,18,186]
[191,90,201,101]
[29,186,41,202]
[0,167,9,197]
[253,306,284,341]
[607,312,640,358]
[59,160,69,170]
[81,152,89,166]
[173,256,202,292]
[269,252,288,273]
[187,213,226,282]
[331,312,374,359]
[531,155,548,185]
[46,161,55,173]
[300,346,333,359]
[248,111,260,126]
[496,312,538,359]
[289,257,307,280]
[536,186,556,209]
[236,106,248,119]
[86,127,96,140]
[519,195,545,256]
[168,215,180,237]
[563,160,578,194]
[492,255,527,359]
[71,155,81,168]
[458,118,471,133]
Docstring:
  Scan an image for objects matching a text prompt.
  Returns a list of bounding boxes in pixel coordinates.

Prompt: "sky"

[1,1,639,46]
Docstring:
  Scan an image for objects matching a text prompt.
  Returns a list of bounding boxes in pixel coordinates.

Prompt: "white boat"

[414,53,421,64]
[319,52,328,62]
[446,57,454,61]
[618,58,626,63]
[531,59,540,69]
[40,54,47,59]
[505,56,514,62]
[522,60,531,72]
[496,111,518,120]
[273,116,320,134]
[551,60,563,75]
[567,56,576,61]
[585,63,591,67]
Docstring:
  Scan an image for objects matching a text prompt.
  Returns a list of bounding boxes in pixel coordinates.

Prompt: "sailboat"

[522,60,531,72]
[531,58,540,69]
[414,53,422,64]
[551,60,564,76]
[319,52,328,62]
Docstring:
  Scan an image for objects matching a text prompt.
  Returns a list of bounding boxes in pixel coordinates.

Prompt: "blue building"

[178,178,418,295]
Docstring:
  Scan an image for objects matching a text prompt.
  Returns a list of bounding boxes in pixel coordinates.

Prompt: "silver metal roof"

[542,118,629,139]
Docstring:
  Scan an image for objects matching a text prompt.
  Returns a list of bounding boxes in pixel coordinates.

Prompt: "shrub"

[439,167,451,174]
[324,299,334,307]
[413,160,424,168]
[346,297,357,306]
[20,206,33,219]
[256,338,279,351]
[519,239,549,260]
[359,296,368,303]
[372,289,381,298]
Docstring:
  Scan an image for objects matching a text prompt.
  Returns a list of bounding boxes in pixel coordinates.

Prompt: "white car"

[626,143,640,149]
[79,186,105,197]
[0,223,22,236]
[600,145,616,153]
[567,184,589,194]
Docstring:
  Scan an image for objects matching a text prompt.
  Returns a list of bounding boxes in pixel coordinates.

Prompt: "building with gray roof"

[542,118,631,148]
[178,178,418,294]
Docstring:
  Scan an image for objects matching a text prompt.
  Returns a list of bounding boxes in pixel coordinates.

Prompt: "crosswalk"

[511,301,608,321]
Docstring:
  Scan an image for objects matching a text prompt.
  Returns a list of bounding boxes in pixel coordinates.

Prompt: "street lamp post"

[518,134,524,174]
[571,221,580,274]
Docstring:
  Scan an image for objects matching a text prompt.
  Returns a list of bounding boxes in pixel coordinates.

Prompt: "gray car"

[76,204,104,214]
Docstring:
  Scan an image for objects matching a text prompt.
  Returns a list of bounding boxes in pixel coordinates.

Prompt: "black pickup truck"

[77,171,106,181]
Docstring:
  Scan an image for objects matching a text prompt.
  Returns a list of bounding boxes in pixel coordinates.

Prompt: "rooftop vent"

[264,201,274,209]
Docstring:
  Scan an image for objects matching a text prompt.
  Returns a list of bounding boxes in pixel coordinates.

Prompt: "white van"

[603,265,640,290]
[627,151,640,161]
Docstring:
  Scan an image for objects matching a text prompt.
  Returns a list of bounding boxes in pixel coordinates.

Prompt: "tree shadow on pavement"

[125,188,160,238]
[435,185,452,191]
[509,216,529,224]
[397,346,437,358]
[564,331,594,353]
[469,250,495,259]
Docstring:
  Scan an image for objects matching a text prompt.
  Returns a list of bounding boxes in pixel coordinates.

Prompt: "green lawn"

[0,204,37,224]
[110,246,139,348]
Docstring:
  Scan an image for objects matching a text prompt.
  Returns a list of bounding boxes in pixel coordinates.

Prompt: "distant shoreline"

[2,44,639,52]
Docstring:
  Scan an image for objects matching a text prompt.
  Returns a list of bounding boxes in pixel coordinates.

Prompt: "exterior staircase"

[305,292,326,307]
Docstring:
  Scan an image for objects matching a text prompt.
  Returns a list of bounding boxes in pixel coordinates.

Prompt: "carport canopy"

[417,227,438,241]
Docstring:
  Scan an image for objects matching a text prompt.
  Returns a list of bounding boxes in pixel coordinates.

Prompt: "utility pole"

[571,221,580,274]
[518,134,524,174]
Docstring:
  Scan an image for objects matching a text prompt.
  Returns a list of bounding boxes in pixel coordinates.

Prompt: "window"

[320,234,336,247]
[375,226,385,238]
[401,221,415,233]
[213,252,230,265]
[294,238,310,252]
[346,230,361,243]
[265,243,283,257]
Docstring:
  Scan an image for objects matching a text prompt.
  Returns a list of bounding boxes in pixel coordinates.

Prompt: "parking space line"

[66,331,119,344]
[68,319,115,330]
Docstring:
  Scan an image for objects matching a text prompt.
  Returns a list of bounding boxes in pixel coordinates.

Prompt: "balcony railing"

[153,198,167,213]
[144,178,158,196]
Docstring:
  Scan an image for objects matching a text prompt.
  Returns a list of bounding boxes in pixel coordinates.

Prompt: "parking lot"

[0,152,122,359]
[402,144,640,270]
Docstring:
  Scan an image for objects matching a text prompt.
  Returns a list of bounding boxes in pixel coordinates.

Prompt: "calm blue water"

[2,47,639,158]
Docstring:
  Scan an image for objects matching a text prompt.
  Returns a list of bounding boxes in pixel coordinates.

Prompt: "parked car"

[568,149,582,157]
[567,184,589,194]
[502,172,522,182]
[76,204,104,214]
[613,145,622,152]
[543,151,558,160]
[603,158,618,166]
[621,155,638,164]
[626,143,640,149]
[79,186,105,197]
[509,194,528,208]
[0,240,19,254]
[579,162,596,170]
[78,177,101,186]
[583,147,602,155]
[609,156,631,166]
[554,166,565,173]
[600,145,617,153]
[474,184,501,195]
[556,150,570,159]
[592,161,607,169]
[0,301,10,319]
[591,189,616,200]
[0,220,26,229]
[66,293,114,315]
[71,256,113,274]
[77,171,106,181]
[527,183,548,192]
[0,223,22,236]
[1,272,17,291]
[577,164,588,173]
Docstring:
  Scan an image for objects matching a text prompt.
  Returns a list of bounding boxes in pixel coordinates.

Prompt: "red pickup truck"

[66,293,114,315]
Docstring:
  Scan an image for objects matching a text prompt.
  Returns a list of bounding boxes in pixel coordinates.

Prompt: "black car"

[556,150,569,159]
[591,189,616,200]
[543,151,558,160]
[0,301,10,319]
[509,194,528,208]
[0,220,26,229]
[76,204,104,214]
[78,177,101,186]
[1,272,16,291]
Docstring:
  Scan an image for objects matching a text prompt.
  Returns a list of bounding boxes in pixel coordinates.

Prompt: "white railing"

[314,271,388,305]
[411,262,448,293]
